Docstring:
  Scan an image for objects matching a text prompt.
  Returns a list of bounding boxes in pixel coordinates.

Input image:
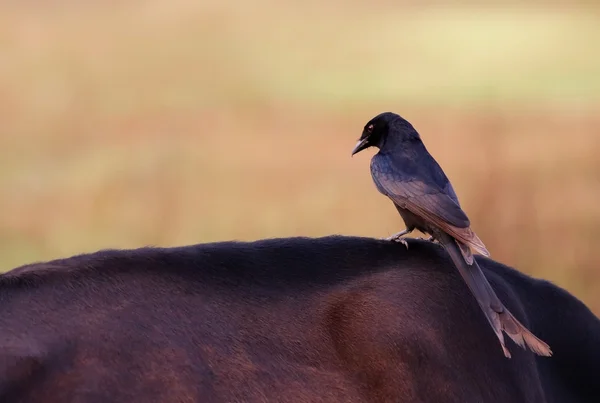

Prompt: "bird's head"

[351,112,420,156]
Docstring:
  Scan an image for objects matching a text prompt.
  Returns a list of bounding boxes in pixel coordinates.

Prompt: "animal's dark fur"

[0,236,598,402]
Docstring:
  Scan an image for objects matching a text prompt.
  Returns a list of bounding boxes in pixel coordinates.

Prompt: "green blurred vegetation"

[1,1,599,312]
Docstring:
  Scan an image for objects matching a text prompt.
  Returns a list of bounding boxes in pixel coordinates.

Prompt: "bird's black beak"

[351,137,370,156]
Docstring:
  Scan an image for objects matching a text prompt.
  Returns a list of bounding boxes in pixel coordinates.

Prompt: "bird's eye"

[367,124,374,133]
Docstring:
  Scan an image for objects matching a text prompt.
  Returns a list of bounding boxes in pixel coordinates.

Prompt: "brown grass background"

[1,1,599,313]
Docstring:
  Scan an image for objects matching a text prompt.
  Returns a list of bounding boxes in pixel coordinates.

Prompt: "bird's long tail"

[437,232,552,358]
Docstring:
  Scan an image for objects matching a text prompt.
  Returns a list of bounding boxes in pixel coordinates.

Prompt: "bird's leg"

[385,229,410,241]
[384,229,412,249]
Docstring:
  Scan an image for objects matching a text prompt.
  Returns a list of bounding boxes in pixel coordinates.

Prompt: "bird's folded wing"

[371,163,489,257]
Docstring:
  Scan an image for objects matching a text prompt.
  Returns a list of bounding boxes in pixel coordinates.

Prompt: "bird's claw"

[382,229,411,249]
[385,236,409,249]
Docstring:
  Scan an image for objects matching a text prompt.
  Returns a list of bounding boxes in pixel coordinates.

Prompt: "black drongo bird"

[351,111,552,358]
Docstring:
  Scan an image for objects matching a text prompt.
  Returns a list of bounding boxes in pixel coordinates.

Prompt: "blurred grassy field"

[1,1,599,312]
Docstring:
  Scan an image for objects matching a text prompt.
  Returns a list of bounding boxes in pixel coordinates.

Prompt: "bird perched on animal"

[351,111,552,358]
